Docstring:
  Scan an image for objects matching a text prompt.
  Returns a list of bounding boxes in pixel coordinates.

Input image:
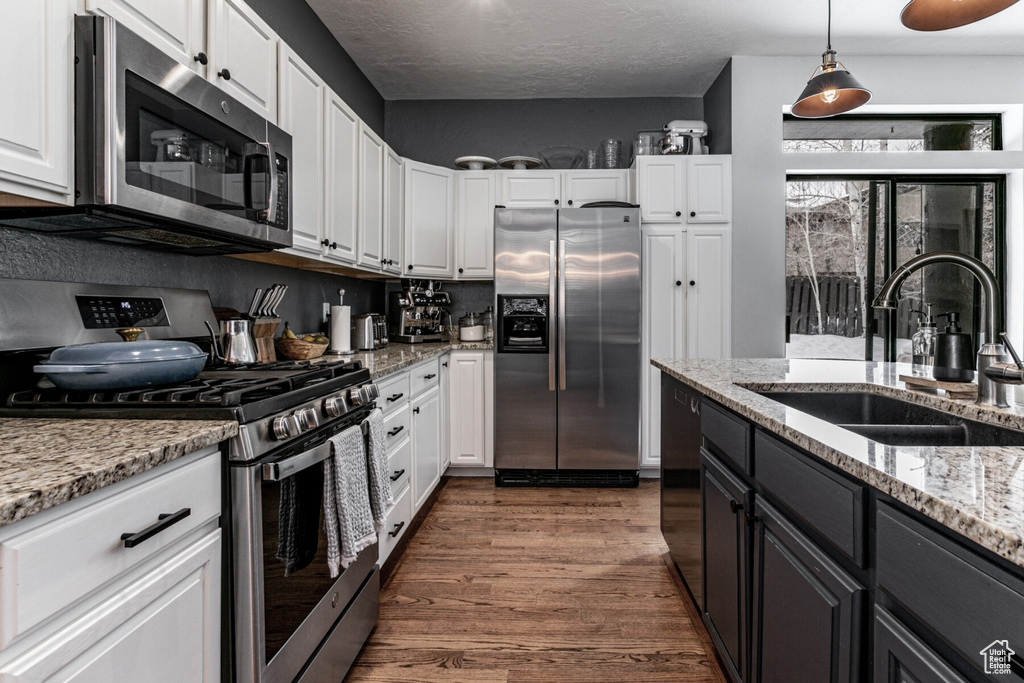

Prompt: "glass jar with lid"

[480,306,494,342]
[459,312,485,342]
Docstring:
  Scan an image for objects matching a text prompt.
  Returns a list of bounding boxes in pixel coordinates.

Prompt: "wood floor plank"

[345,479,725,683]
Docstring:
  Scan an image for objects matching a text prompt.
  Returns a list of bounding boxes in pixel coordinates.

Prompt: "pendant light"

[791,0,872,119]
[901,0,1019,31]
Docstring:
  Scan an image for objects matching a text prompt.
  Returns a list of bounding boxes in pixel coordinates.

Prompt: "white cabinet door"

[562,170,629,207]
[637,157,684,223]
[447,351,487,467]
[411,386,441,512]
[208,0,278,123]
[322,89,358,264]
[404,160,455,279]
[687,228,731,359]
[383,146,404,275]
[277,44,324,255]
[498,171,561,208]
[483,351,494,468]
[641,229,686,468]
[86,0,206,75]
[0,0,73,203]
[686,156,732,223]
[356,122,385,271]
[0,530,221,683]
[439,354,450,470]
[455,171,495,279]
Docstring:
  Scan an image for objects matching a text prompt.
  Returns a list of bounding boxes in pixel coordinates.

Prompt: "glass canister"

[911,305,938,373]
[459,312,485,342]
[481,306,494,342]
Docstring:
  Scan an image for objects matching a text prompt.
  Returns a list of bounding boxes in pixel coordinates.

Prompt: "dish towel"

[276,465,322,577]
[323,425,377,577]
[363,408,394,532]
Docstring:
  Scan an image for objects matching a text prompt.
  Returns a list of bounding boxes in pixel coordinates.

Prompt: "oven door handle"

[262,440,332,481]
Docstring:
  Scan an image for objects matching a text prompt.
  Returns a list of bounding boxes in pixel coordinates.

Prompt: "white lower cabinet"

[411,385,442,510]
[0,447,222,681]
[447,350,494,467]
[378,485,411,563]
[439,354,451,470]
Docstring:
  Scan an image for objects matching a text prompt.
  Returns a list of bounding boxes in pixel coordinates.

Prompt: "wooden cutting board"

[899,373,978,399]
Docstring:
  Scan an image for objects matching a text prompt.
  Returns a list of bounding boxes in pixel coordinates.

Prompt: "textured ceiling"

[305,0,1024,99]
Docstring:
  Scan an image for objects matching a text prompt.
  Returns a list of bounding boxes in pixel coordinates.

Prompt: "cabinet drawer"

[873,606,967,683]
[377,371,410,415]
[877,504,1024,679]
[383,403,411,452]
[409,359,440,397]
[387,437,412,500]
[701,400,752,476]
[0,449,221,648]
[378,485,412,563]
[755,431,865,565]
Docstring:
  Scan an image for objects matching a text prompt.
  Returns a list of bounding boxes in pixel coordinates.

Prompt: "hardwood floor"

[346,478,725,682]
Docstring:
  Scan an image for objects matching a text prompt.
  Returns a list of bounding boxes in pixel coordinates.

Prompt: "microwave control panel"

[76,295,169,329]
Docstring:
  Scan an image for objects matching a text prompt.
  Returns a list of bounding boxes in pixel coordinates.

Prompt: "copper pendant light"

[901,0,1019,30]
[791,0,872,119]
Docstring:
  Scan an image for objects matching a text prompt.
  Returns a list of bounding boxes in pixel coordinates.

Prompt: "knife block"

[252,318,280,363]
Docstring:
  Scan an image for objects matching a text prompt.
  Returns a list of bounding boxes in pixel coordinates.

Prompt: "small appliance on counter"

[352,313,388,350]
[388,284,452,343]
[660,120,709,155]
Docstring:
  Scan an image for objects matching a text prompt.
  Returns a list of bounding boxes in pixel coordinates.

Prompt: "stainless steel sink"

[758,391,1024,447]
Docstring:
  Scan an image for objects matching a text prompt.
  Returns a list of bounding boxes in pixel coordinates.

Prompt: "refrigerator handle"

[558,239,567,391]
[548,240,556,392]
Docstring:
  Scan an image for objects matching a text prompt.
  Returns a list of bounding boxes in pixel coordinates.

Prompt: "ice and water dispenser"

[496,296,549,353]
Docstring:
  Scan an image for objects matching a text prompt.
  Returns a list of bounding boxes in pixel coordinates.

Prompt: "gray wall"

[385,98,703,168]
[702,60,732,154]
[245,0,384,135]
[0,229,383,334]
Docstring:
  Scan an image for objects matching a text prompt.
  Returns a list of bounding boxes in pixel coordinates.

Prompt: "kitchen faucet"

[872,250,1024,407]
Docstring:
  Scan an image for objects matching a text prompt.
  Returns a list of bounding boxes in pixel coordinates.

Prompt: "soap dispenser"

[933,311,975,382]
[911,303,937,372]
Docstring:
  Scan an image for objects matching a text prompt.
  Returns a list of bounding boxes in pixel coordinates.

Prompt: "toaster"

[352,313,388,350]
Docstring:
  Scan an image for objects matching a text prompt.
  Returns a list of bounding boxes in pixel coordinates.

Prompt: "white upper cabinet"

[383,146,404,275]
[404,160,455,279]
[687,227,731,358]
[498,171,562,208]
[356,122,385,271]
[277,44,324,255]
[0,0,74,203]
[208,0,278,123]
[455,171,496,280]
[636,157,685,223]
[686,156,732,223]
[562,170,629,207]
[86,0,207,76]
[322,89,359,264]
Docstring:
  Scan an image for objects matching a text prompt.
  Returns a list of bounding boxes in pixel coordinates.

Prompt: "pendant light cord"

[827,0,832,50]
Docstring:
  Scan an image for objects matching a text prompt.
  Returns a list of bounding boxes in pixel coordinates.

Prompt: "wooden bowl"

[275,337,329,360]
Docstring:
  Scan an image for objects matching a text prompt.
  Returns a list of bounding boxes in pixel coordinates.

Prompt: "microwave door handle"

[262,439,331,481]
[264,142,278,223]
[242,142,277,222]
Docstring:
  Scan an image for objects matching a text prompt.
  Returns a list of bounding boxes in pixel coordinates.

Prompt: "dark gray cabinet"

[701,449,751,683]
[873,606,967,683]
[751,497,864,683]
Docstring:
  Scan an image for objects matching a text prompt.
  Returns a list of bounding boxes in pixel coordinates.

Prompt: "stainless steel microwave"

[0,16,292,255]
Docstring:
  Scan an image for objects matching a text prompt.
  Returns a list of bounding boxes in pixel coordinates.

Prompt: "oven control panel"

[76,295,169,329]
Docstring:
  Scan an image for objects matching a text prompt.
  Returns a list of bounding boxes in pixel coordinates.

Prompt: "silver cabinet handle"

[558,239,566,391]
[548,240,556,392]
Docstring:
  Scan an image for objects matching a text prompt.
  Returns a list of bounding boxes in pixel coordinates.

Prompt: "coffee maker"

[388,284,452,343]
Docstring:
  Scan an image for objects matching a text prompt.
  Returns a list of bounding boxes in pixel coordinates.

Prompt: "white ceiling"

[305,0,1024,100]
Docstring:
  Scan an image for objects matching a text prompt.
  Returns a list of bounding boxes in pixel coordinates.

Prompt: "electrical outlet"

[322,302,331,324]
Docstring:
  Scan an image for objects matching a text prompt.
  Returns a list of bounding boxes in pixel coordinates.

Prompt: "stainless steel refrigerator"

[494,207,641,486]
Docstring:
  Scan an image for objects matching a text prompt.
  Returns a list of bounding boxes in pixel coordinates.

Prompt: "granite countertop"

[340,340,493,380]
[0,419,237,530]
[652,357,1024,569]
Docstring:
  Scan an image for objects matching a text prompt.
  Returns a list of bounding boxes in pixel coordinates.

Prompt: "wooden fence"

[787,276,863,338]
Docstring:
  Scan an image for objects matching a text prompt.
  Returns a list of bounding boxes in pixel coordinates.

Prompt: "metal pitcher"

[205,318,257,365]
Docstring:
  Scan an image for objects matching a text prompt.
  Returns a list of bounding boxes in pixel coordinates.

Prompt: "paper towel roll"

[330,305,351,353]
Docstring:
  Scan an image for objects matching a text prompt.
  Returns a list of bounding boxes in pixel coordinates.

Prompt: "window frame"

[782,113,1003,152]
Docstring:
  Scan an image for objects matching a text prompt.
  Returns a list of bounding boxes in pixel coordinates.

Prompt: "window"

[785,175,1005,361]
[783,114,1000,153]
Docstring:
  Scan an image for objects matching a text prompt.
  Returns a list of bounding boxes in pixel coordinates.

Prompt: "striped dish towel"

[363,408,394,532]
[323,425,377,577]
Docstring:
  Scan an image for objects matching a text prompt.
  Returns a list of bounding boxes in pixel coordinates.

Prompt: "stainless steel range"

[0,279,381,682]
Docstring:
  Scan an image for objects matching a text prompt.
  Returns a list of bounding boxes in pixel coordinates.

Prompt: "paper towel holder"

[326,289,357,356]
